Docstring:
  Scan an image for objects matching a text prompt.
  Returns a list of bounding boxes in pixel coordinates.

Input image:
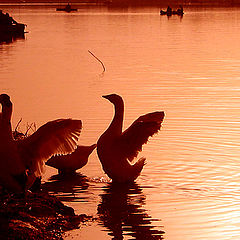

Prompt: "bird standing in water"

[46,144,97,174]
[97,94,165,183]
[0,94,82,193]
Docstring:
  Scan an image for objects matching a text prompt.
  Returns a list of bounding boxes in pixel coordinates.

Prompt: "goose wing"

[116,111,164,162]
[17,119,82,176]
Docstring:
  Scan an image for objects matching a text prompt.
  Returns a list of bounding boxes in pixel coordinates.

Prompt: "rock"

[0,189,92,240]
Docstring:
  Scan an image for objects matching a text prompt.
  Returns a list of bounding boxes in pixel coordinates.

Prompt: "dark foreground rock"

[0,190,92,240]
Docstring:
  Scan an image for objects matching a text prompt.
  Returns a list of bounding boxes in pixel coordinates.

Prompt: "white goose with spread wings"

[97,94,165,183]
[0,94,82,193]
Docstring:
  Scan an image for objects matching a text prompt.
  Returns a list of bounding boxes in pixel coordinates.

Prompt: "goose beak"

[102,95,111,101]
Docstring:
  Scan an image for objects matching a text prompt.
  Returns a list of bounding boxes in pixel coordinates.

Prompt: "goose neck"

[109,101,124,132]
[1,103,12,122]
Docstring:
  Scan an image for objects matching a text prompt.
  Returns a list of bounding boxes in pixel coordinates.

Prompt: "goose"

[97,94,165,183]
[0,94,82,193]
[46,144,97,174]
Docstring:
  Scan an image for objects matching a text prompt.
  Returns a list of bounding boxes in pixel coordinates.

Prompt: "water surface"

[1,5,240,240]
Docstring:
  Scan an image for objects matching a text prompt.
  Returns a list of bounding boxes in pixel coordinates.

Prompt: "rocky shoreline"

[0,189,92,240]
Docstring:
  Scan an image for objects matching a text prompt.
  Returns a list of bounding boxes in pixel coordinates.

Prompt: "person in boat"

[166,6,172,15]
[65,3,71,11]
[177,5,183,15]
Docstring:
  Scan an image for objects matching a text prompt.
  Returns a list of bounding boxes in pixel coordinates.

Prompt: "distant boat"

[56,4,77,13]
[160,6,184,16]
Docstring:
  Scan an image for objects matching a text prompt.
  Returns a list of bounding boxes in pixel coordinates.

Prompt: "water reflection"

[0,34,25,44]
[98,182,165,239]
[42,172,89,202]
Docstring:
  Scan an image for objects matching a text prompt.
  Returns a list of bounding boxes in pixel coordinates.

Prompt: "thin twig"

[25,123,33,136]
[15,118,22,132]
[88,50,106,73]
[25,122,36,136]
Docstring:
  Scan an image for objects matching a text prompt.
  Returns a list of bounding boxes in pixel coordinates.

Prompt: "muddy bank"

[0,189,92,240]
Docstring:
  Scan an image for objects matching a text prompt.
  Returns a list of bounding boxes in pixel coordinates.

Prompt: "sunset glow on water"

[1,5,240,239]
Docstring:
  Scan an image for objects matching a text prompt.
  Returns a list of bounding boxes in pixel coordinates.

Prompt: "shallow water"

[1,4,240,240]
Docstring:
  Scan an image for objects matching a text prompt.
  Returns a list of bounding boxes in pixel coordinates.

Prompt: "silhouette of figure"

[46,144,96,174]
[65,3,71,12]
[166,6,172,16]
[97,94,164,183]
[0,94,82,193]
[177,5,184,15]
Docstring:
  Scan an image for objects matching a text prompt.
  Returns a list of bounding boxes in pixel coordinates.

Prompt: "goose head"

[102,94,123,106]
[0,94,12,120]
[0,94,12,108]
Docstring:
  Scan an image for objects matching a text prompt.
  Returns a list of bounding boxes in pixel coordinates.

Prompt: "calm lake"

[1,4,240,240]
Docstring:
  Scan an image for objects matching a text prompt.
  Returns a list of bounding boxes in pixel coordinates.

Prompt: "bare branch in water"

[88,50,106,73]
[25,123,34,136]
[15,118,23,132]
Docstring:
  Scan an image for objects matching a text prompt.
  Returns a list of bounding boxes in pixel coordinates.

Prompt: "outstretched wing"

[17,119,82,176]
[116,111,164,162]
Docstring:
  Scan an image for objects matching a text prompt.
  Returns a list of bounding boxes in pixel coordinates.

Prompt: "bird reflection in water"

[98,182,165,239]
[41,172,89,202]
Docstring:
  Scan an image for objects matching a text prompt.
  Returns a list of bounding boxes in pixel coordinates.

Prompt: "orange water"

[1,5,240,240]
